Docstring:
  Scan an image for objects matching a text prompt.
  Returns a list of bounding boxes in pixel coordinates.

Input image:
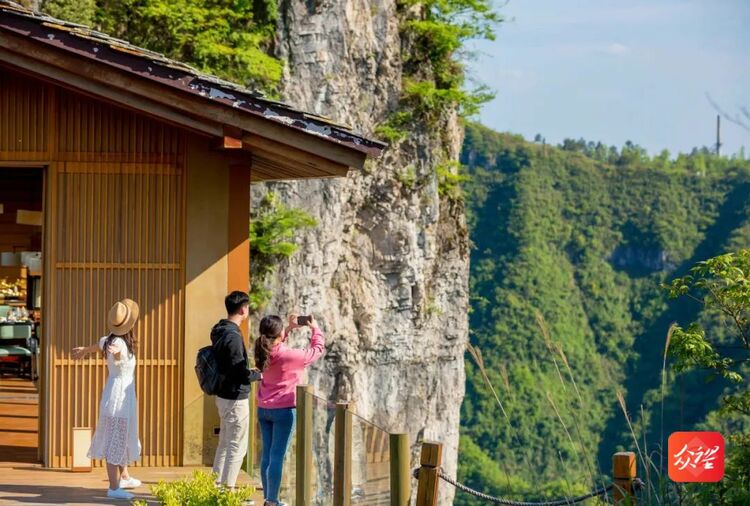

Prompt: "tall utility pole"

[715,114,722,156]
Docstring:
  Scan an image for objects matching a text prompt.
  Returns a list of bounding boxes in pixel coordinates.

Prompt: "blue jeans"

[258,407,296,504]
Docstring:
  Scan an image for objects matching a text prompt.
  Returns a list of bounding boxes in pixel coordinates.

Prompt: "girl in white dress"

[72,298,142,500]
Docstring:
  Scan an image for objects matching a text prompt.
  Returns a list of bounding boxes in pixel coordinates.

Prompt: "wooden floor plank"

[0,466,261,505]
[0,376,39,464]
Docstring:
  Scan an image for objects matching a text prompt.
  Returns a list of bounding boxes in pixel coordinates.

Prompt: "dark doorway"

[0,167,43,465]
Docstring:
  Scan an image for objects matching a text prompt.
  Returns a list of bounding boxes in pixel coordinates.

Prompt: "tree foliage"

[39,0,282,93]
[458,122,750,503]
[665,250,750,505]
[390,0,500,126]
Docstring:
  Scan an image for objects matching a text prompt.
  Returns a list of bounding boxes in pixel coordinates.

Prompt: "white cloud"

[605,43,631,55]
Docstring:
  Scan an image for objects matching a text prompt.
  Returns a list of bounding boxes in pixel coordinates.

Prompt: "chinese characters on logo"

[668,432,724,482]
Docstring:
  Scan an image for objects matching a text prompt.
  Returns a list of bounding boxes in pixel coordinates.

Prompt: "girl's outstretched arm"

[71,343,100,360]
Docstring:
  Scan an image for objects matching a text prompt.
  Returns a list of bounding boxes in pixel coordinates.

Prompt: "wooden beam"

[243,134,351,174]
[251,147,340,177]
[0,49,223,138]
[0,32,373,170]
[220,126,243,150]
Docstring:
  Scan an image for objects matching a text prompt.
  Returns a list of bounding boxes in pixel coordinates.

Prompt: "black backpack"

[195,345,222,396]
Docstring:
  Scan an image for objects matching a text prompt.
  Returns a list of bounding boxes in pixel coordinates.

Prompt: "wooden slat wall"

[2,68,187,468]
[0,69,48,159]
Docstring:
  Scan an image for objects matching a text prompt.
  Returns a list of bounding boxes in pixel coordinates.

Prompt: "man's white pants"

[212,397,249,487]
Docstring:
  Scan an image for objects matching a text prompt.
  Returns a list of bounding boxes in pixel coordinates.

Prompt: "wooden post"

[296,385,313,506]
[246,381,258,475]
[416,442,442,506]
[390,433,411,506]
[334,403,352,506]
[613,451,637,505]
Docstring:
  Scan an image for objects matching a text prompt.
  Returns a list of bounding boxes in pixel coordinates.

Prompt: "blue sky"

[467,0,750,155]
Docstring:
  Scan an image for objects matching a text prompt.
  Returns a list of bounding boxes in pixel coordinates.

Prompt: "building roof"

[0,0,386,163]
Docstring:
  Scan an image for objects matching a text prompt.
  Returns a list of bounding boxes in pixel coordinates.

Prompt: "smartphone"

[297,315,311,326]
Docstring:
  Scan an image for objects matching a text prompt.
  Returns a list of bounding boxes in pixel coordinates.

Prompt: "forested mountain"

[458,123,750,501]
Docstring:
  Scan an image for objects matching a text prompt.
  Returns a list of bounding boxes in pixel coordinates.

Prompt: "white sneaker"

[106,488,135,500]
[119,476,142,489]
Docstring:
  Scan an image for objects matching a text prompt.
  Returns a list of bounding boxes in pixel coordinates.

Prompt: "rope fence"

[427,467,645,506]
[280,385,643,506]
[415,443,642,506]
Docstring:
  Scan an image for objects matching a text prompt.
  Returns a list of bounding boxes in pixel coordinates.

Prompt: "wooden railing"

[293,384,410,506]
[414,442,639,506]
[248,385,638,506]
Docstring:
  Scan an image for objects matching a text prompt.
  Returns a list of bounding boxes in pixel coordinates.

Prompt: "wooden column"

[416,442,442,506]
[227,164,251,339]
[296,384,313,506]
[334,403,352,506]
[390,433,411,506]
[613,451,637,505]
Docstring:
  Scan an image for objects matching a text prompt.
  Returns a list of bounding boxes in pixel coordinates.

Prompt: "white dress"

[87,336,141,465]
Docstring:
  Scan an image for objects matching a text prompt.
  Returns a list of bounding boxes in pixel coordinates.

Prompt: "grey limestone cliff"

[252,1,470,503]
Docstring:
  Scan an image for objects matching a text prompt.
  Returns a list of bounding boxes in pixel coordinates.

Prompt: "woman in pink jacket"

[254,313,325,506]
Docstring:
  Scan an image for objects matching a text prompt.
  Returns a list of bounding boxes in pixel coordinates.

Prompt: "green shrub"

[397,0,500,121]
[134,470,253,506]
[374,111,413,143]
[249,192,317,311]
[396,165,418,189]
[436,160,468,198]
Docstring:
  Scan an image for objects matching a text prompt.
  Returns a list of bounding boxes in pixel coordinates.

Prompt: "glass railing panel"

[351,412,391,505]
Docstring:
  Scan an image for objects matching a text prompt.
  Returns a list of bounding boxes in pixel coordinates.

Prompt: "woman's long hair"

[102,330,137,358]
[254,315,284,371]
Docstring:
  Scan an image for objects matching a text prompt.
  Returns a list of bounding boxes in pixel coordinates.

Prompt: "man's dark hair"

[225,291,250,315]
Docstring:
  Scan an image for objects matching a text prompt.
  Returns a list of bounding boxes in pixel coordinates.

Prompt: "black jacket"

[211,319,253,400]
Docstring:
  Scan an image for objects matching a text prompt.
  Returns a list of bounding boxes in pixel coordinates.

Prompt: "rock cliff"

[251,0,470,503]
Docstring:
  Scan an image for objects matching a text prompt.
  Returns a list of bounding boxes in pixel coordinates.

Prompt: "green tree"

[459,122,750,500]
[40,0,282,94]
[665,250,750,505]
[42,0,96,25]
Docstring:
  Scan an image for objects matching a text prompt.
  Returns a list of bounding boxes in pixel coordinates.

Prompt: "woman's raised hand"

[71,347,87,360]
[307,315,317,329]
[288,313,301,329]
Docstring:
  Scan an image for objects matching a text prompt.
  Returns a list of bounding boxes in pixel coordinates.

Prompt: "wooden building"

[0,1,384,468]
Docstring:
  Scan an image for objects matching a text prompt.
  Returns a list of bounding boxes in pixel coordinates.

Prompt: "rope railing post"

[390,433,410,506]
[246,381,258,475]
[296,384,313,506]
[613,451,637,505]
[334,402,352,506]
[416,442,443,506]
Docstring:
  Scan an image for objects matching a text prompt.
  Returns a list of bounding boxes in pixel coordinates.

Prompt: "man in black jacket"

[211,290,257,489]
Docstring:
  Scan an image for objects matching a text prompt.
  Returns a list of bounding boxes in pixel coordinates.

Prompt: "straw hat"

[107,298,139,336]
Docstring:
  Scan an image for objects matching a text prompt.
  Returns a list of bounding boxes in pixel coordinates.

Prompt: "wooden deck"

[0,376,39,466]
[0,465,260,505]
[0,377,262,505]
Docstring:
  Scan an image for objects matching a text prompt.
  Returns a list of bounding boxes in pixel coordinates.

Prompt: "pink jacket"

[256,327,325,409]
